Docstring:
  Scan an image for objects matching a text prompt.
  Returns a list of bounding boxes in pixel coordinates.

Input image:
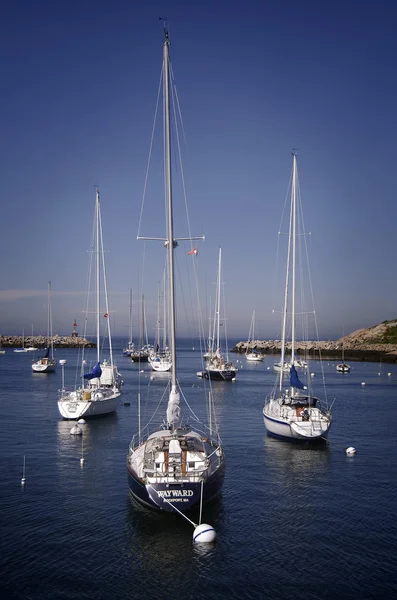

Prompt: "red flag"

[187,247,198,256]
[104,313,108,318]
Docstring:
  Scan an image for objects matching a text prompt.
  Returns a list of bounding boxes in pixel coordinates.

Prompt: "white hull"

[246,353,264,362]
[274,360,307,373]
[14,349,28,353]
[32,358,56,373]
[336,364,350,372]
[58,388,121,419]
[263,399,331,441]
[149,354,172,372]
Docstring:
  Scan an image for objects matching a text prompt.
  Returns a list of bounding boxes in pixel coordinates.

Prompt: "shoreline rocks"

[231,340,397,364]
[0,335,95,348]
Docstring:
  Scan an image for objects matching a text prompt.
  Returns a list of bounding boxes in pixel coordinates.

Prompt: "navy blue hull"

[205,369,237,381]
[126,461,225,513]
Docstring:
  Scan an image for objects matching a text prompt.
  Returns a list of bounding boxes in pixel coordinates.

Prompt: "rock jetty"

[0,335,95,348]
[232,320,397,364]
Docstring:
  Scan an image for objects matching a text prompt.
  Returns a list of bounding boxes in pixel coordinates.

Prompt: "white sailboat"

[14,330,28,353]
[336,343,350,372]
[245,310,264,361]
[202,248,238,381]
[263,153,332,441]
[58,188,122,419]
[123,288,135,356]
[149,275,172,372]
[127,28,225,515]
[32,281,56,373]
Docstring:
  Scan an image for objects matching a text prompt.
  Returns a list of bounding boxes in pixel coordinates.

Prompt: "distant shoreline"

[0,335,95,348]
[232,340,397,364]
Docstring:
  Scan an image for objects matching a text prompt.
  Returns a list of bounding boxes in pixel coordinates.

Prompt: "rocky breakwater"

[0,335,95,348]
[232,320,397,363]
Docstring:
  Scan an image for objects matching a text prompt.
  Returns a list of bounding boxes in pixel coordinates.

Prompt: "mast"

[215,248,222,352]
[279,158,294,392]
[129,288,133,346]
[95,188,100,364]
[163,28,180,428]
[291,153,297,371]
[285,153,299,396]
[48,281,54,359]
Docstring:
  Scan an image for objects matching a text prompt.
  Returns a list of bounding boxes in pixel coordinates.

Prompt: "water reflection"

[263,434,331,485]
[124,493,223,580]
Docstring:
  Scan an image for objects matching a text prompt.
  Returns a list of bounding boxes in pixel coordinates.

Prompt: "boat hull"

[32,359,56,373]
[58,391,120,419]
[246,354,264,362]
[126,461,225,513]
[205,368,237,381]
[263,407,331,441]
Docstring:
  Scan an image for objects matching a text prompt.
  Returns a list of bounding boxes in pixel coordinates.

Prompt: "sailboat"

[201,248,238,381]
[336,343,350,372]
[127,28,225,514]
[148,275,172,372]
[14,330,28,353]
[123,289,135,356]
[263,153,332,441]
[58,188,122,419]
[130,295,151,362]
[245,310,264,362]
[32,281,56,373]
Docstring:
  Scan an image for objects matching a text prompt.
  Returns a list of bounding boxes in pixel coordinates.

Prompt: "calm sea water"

[1,337,396,599]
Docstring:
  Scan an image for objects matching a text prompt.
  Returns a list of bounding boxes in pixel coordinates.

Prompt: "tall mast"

[129,288,133,345]
[216,247,222,352]
[279,158,294,392]
[96,188,100,363]
[163,30,178,395]
[291,153,297,376]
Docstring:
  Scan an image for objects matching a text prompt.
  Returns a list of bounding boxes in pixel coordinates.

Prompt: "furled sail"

[166,389,181,429]
[84,362,102,380]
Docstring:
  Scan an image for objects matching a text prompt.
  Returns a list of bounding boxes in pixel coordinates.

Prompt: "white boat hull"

[58,389,121,419]
[246,353,264,362]
[149,355,172,372]
[32,358,56,373]
[263,400,331,441]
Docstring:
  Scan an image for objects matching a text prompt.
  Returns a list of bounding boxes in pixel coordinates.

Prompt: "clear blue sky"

[1,0,396,342]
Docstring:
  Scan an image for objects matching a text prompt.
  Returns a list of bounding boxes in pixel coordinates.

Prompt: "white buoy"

[21,455,26,486]
[140,369,144,373]
[70,424,82,435]
[345,446,357,456]
[311,372,315,377]
[267,367,270,370]
[361,382,366,386]
[78,418,86,425]
[193,523,217,544]
[388,372,391,377]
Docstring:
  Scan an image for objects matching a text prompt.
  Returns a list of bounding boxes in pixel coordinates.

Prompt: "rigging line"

[98,197,114,368]
[170,64,188,149]
[170,62,209,375]
[178,384,203,423]
[136,65,163,240]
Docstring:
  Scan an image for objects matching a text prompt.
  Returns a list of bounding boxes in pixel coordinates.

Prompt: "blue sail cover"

[84,362,102,380]
[290,365,305,389]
